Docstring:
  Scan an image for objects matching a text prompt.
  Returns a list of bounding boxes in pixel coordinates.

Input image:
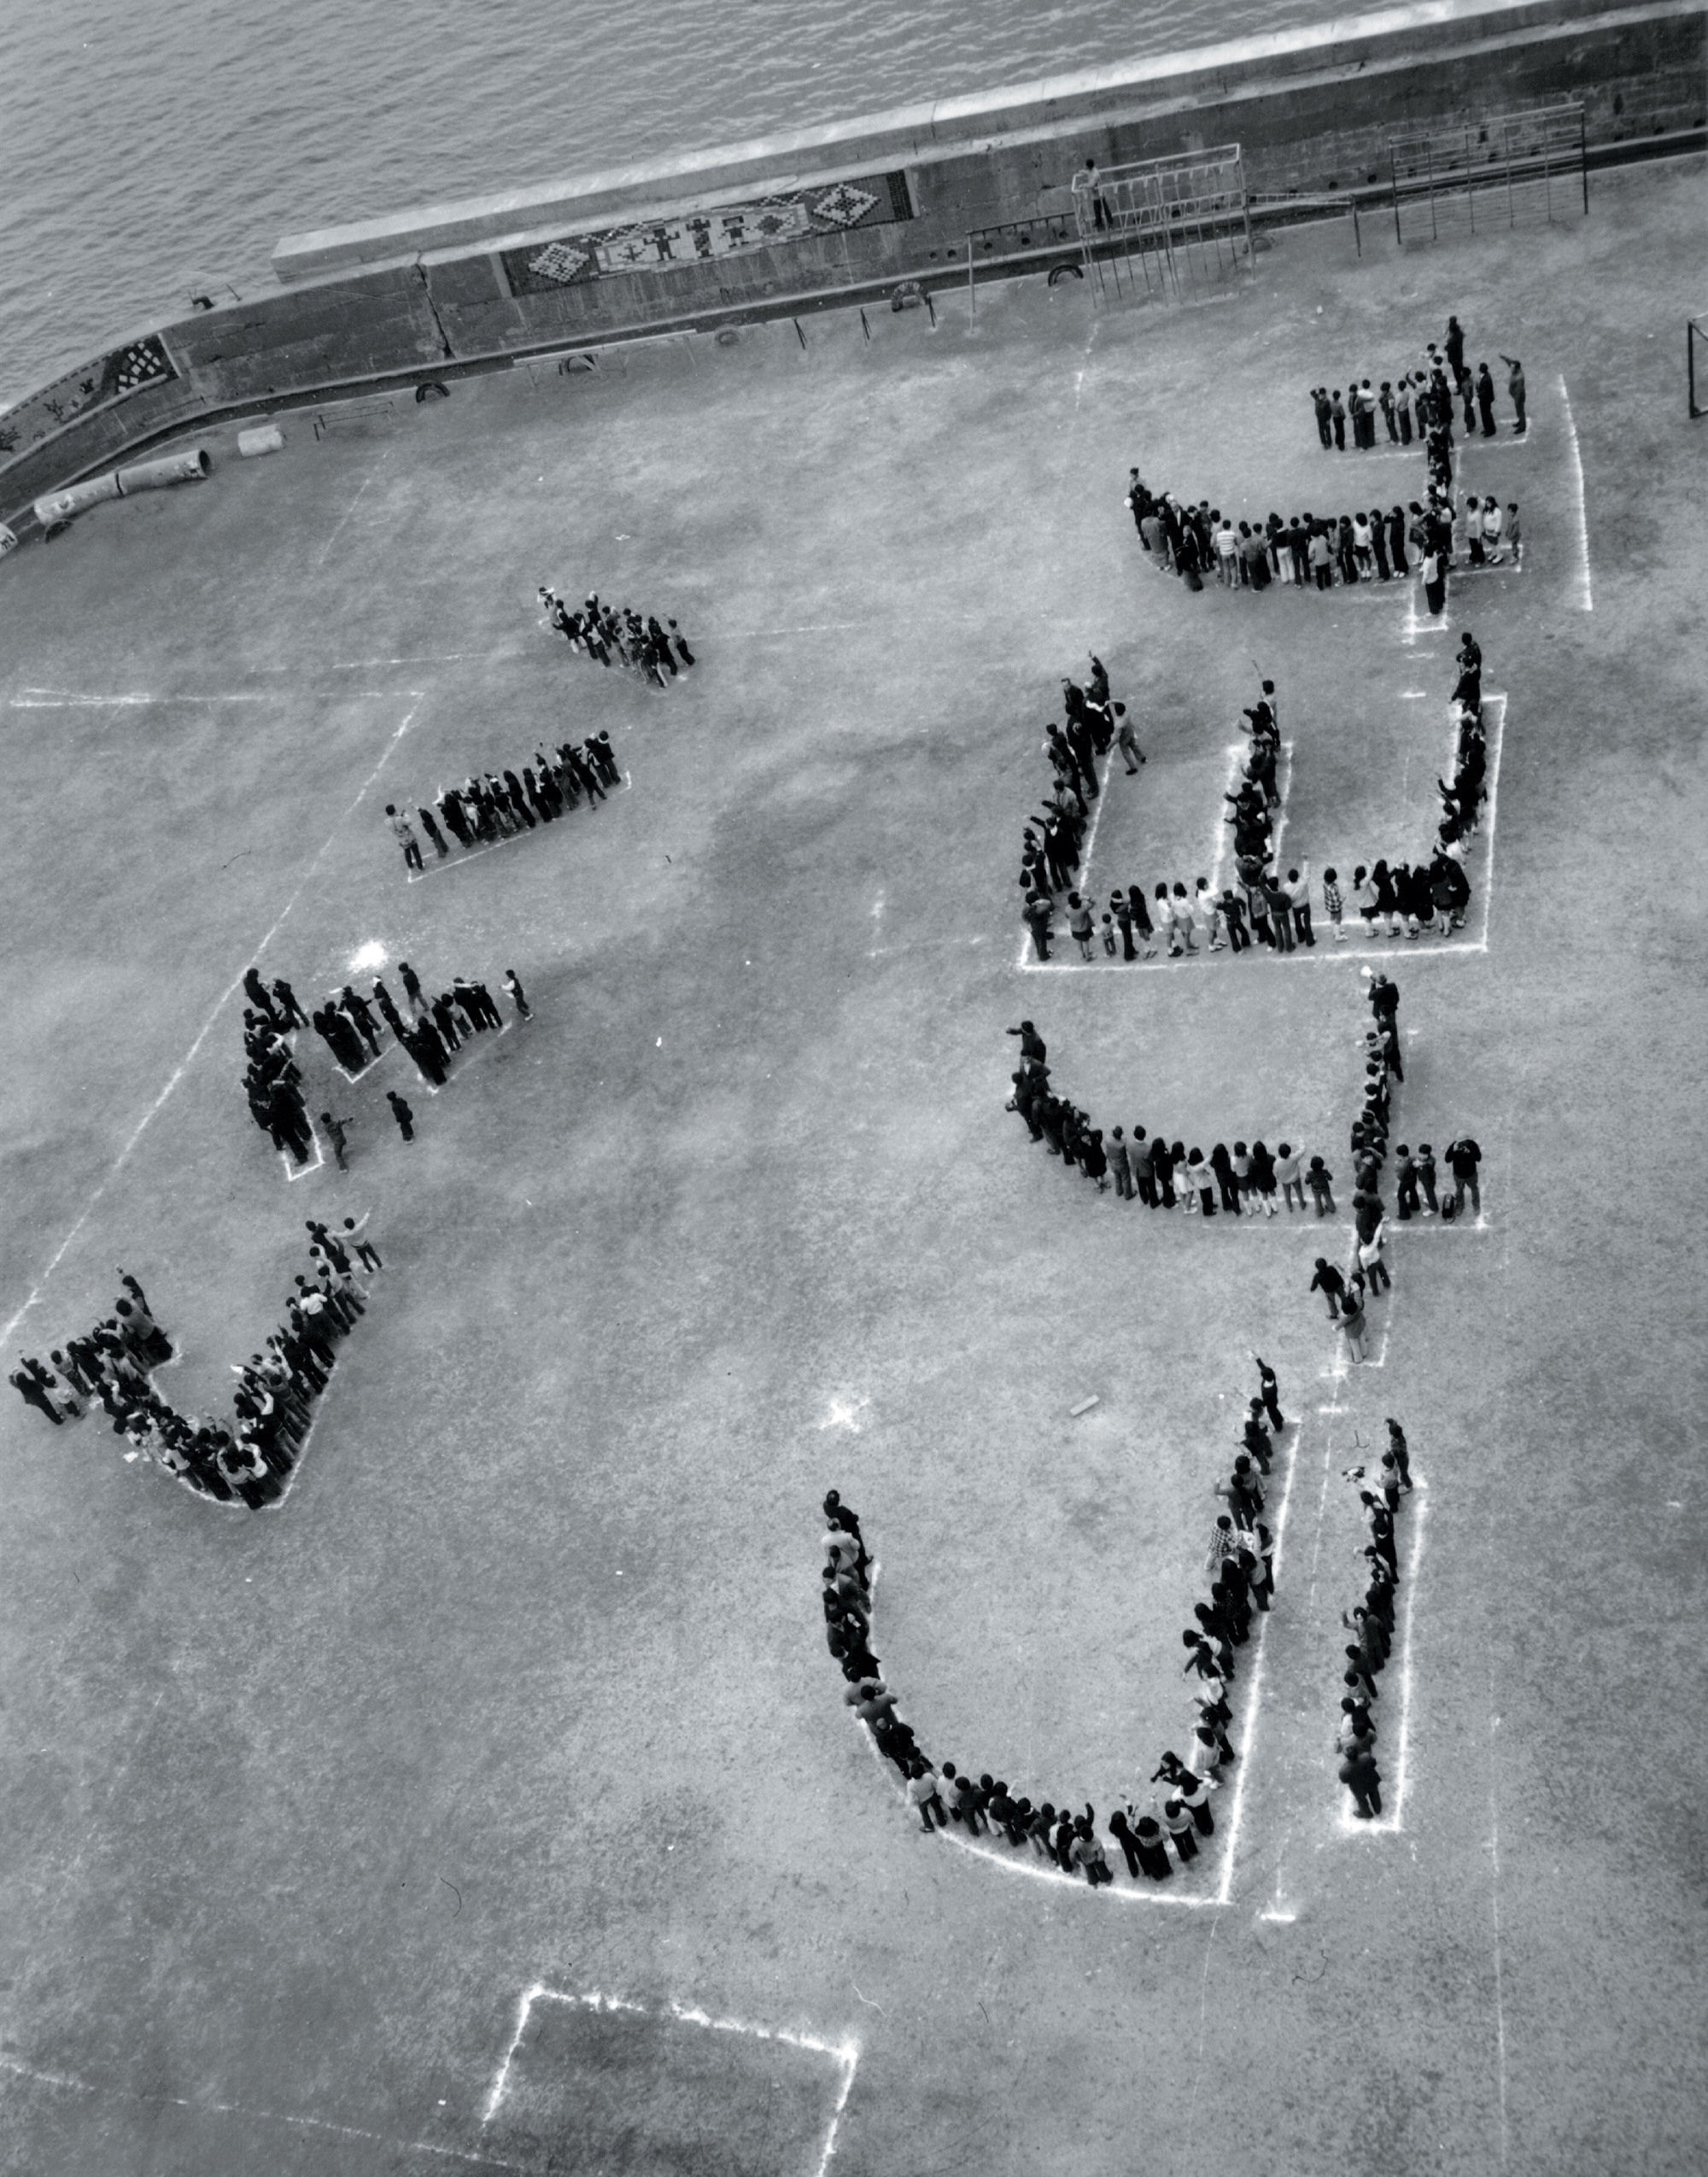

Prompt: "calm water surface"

[2,0,1338,405]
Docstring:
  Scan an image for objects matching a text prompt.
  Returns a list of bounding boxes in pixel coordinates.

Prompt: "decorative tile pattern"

[503,169,910,296]
[0,333,177,462]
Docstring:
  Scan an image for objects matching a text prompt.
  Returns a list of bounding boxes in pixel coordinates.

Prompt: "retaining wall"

[2,0,1702,532]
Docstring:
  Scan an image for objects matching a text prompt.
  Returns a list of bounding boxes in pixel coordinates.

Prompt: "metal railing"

[1386,103,1588,243]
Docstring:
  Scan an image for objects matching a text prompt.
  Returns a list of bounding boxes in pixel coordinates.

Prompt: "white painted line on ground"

[481,1987,859,2177]
[0,2054,524,2169]
[0,693,424,1349]
[1487,1666,1512,2168]
[1559,377,1593,612]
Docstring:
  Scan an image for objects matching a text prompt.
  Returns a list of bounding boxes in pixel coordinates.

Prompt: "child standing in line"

[1506,502,1522,566]
[1307,1156,1337,1216]
[1323,866,1347,941]
[1276,1143,1306,1213]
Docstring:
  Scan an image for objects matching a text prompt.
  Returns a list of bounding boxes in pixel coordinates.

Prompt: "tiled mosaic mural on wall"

[0,335,177,458]
[501,171,913,295]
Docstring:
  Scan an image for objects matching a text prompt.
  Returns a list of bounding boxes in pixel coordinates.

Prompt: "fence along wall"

[1,0,1702,531]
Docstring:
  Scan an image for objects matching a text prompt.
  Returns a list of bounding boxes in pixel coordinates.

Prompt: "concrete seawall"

[1,0,1701,532]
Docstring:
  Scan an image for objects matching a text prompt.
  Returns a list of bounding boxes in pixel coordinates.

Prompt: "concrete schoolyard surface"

[0,156,1703,2175]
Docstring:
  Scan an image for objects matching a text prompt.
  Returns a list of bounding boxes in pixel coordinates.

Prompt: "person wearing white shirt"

[1284,861,1313,945]
[1482,499,1505,560]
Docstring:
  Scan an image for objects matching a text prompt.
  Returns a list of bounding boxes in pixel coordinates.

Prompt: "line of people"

[385,731,623,876]
[1308,973,1404,1364]
[823,1366,1282,1884]
[9,1226,380,1508]
[539,587,695,688]
[1334,1421,1414,1818]
[1016,656,1137,960]
[1003,1018,1337,1218]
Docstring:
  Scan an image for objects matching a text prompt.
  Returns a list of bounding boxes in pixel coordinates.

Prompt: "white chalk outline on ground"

[1558,376,1593,612]
[0,690,423,1349]
[1018,693,1506,974]
[845,1415,1305,1910]
[480,1987,859,2177]
[1337,1478,1428,1835]
[0,2053,524,2171]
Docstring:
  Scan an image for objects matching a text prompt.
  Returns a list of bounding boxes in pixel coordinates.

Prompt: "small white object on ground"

[1069,1396,1099,1417]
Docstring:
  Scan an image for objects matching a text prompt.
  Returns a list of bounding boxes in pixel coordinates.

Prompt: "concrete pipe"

[32,471,122,526]
[237,424,284,457]
[114,446,212,494]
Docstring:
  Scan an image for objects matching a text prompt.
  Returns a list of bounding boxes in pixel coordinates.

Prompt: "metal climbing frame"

[1070,145,1254,307]
[1386,103,1588,244]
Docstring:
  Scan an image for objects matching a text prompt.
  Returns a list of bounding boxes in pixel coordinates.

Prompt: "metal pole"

[1580,108,1589,215]
[1240,153,1255,273]
[967,237,975,317]
[1465,128,1476,235]
[1391,142,1403,247]
[1504,121,1514,228]
[1352,200,1361,257]
[1427,143,1437,243]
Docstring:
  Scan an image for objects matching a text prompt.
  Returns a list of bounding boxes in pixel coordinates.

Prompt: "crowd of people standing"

[540,588,695,687]
[9,1226,380,1508]
[241,958,528,1168]
[824,1369,1284,1884]
[1308,325,1527,453]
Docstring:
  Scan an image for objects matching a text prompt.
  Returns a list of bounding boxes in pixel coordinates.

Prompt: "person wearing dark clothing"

[1311,1257,1348,1319]
[272,977,308,1029]
[342,988,383,1056]
[1445,316,1466,386]
[243,968,279,1024]
[1254,1356,1284,1434]
[319,1112,352,1173]
[1475,363,1497,436]
[386,1091,415,1143]
[372,980,407,1041]
[1446,1137,1483,1214]
[503,970,531,1020]
[430,994,463,1052]
[11,1366,62,1423]
[418,806,450,857]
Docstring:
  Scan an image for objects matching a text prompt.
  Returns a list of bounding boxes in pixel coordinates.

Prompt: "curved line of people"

[1333,1420,1414,1819]
[8,1221,379,1510]
[384,731,623,875]
[1016,654,1137,960]
[539,587,695,687]
[1003,1017,1335,1217]
[822,1366,1286,1885]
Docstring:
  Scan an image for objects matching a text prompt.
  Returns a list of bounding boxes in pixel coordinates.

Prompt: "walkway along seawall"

[0,0,1701,536]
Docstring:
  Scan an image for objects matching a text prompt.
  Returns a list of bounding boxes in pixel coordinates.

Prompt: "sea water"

[0,0,1333,407]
